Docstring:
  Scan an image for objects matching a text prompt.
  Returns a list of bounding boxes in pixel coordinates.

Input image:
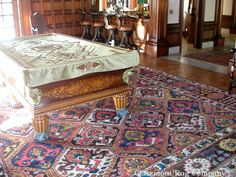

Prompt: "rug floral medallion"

[0,66,235,177]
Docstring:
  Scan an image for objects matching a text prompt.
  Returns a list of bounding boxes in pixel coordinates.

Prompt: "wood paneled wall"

[203,22,216,41]
[221,0,235,29]
[166,0,183,50]
[184,0,222,48]
[167,24,181,47]
[231,0,236,33]
[222,15,233,28]
[31,0,91,36]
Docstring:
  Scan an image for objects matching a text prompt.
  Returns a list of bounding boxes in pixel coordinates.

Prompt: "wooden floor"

[140,53,233,93]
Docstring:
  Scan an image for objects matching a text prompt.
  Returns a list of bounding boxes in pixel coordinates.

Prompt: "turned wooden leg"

[111,30,116,46]
[92,28,99,41]
[82,26,86,39]
[112,93,129,118]
[107,31,112,44]
[120,33,125,47]
[112,93,129,110]
[32,114,49,142]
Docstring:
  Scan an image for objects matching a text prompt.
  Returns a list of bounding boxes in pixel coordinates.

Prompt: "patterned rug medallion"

[0,66,236,177]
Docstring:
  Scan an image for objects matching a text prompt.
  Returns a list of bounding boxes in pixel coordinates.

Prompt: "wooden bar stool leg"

[93,27,104,42]
[93,28,98,41]
[120,31,132,48]
[107,29,117,46]
[107,30,112,44]
[111,30,116,46]
[82,26,86,38]
[82,26,88,39]
[125,32,129,47]
[82,25,92,40]
[120,33,125,47]
[98,28,103,41]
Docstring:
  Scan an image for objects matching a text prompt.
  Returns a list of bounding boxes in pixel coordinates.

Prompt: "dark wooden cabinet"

[30,0,89,36]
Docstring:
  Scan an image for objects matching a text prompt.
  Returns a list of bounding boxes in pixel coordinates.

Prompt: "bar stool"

[104,13,119,46]
[117,15,137,49]
[81,11,93,40]
[92,12,105,42]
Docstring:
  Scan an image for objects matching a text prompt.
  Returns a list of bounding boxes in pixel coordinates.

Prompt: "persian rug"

[0,66,236,177]
[184,50,232,66]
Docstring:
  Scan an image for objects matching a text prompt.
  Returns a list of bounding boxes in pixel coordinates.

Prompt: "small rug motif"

[0,136,23,158]
[125,112,165,128]
[86,108,124,125]
[48,123,76,142]
[56,148,114,176]
[11,142,63,169]
[115,128,165,153]
[49,106,91,122]
[167,113,207,132]
[71,125,119,146]
[167,100,200,113]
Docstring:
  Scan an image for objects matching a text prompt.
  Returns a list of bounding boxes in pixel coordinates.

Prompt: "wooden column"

[194,0,204,49]
[214,0,224,46]
[230,0,236,33]
[18,0,32,36]
[145,0,168,57]
[234,0,236,26]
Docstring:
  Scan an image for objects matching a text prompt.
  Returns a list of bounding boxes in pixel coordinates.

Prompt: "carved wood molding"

[43,74,124,100]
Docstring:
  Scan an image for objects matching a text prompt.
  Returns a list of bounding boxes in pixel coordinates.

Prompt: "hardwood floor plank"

[140,54,232,93]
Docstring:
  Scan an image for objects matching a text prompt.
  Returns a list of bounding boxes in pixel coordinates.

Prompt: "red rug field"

[0,66,235,176]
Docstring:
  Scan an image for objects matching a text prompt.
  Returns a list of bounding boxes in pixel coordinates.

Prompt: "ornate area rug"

[0,66,236,177]
[184,50,232,66]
